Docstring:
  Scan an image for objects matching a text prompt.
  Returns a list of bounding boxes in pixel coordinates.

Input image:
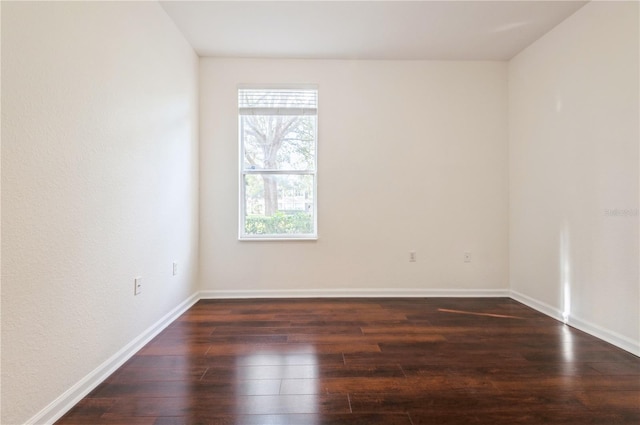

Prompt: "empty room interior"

[1,1,639,424]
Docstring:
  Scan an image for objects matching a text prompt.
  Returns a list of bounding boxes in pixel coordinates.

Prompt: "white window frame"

[238,85,318,241]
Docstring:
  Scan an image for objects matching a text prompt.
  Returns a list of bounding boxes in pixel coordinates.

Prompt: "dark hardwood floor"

[56,298,640,425]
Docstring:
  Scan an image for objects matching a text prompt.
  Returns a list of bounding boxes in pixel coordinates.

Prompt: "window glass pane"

[241,115,316,171]
[243,174,314,236]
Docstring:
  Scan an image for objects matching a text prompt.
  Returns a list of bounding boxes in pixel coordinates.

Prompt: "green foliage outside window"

[245,211,313,235]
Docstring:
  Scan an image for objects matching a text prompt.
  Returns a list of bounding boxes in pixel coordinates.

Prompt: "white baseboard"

[568,314,640,357]
[26,292,200,425]
[510,290,564,322]
[511,290,640,357]
[199,288,511,299]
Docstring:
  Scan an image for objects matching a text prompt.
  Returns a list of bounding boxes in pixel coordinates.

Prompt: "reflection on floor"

[56,298,640,425]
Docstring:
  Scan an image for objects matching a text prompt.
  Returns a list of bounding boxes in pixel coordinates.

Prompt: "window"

[239,87,318,239]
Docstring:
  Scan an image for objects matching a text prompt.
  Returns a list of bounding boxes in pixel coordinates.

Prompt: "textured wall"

[1,2,199,423]
[509,1,639,352]
[199,59,509,293]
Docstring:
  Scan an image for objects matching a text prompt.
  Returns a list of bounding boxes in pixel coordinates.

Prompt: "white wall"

[1,2,199,424]
[509,1,639,354]
[0,3,3,423]
[200,59,508,295]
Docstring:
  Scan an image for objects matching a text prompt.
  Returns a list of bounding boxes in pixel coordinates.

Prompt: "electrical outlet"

[409,251,417,262]
[172,261,178,276]
[464,252,471,263]
[134,277,142,295]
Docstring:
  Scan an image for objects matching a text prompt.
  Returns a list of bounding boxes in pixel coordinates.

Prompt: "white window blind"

[238,89,318,116]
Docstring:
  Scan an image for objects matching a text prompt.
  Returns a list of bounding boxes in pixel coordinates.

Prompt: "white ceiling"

[160,1,588,61]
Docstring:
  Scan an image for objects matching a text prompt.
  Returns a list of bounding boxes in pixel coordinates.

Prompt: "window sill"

[239,235,318,242]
